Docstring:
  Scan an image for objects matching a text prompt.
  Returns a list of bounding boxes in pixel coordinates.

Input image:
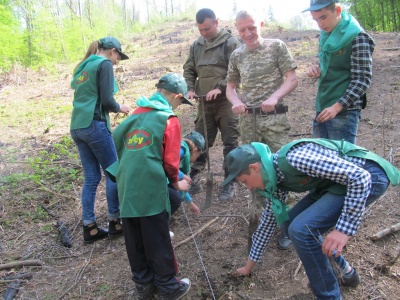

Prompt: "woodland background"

[0,0,399,299]
[0,0,399,72]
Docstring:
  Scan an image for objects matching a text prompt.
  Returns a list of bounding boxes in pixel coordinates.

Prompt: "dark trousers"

[122,211,180,293]
[168,185,182,215]
[194,99,240,174]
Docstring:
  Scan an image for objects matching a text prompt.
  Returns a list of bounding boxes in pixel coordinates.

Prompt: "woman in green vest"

[70,37,130,243]
[222,138,399,300]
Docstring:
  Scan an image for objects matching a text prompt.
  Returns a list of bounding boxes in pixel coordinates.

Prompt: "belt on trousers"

[246,104,288,116]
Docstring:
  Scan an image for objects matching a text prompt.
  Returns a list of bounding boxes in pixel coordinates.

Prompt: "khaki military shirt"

[227,38,297,105]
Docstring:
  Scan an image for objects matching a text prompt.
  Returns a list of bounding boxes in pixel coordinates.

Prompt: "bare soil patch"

[0,20,399,299]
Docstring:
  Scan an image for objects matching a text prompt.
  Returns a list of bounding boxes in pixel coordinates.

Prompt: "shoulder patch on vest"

[124,128,153,150]
[75,71,89,85]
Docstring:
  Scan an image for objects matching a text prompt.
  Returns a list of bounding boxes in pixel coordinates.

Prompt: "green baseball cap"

[184,131,205,152]
[222,144,261,186]
[156,73,193,106]
[302,0,338,12]
[98,37,129,60]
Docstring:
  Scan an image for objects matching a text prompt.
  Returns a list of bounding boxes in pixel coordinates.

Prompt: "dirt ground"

[0,20,399,300]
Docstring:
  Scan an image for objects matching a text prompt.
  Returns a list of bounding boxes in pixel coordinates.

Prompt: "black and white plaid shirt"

[338,32,375,110]
[249,142,370,262]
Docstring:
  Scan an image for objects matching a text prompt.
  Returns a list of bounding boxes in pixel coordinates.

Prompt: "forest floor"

[0,19,399,300]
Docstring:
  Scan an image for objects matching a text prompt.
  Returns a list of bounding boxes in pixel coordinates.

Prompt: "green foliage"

[343,0,400,31]
[0,0,200,72]
[0,1,25,70]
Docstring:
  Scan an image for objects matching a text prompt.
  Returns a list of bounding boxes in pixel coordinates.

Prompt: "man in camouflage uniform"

[226,10,298,249]
[183,8,241,201]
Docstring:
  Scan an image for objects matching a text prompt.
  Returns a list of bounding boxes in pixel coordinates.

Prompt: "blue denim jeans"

[313,110,361,144]
[71,120,120,225]
[287,160,389,300]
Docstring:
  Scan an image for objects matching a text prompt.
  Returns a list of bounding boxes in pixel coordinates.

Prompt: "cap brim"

[222,173,236,187]
[181,96,194,106]
[118,50,129,60]
[302,3,331,12]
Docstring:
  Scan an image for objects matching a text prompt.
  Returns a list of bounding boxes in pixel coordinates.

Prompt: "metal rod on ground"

[248,106,259,254]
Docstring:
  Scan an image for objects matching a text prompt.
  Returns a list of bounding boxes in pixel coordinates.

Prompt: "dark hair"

[196,8,216,24]
[325,3,337,12]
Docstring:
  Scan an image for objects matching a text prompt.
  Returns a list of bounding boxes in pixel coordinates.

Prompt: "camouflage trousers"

[240,113,290,152]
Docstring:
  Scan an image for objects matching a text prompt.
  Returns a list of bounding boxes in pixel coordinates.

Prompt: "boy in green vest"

[302,0,375,144]
[107,73,193,300]
[222,138,399,300]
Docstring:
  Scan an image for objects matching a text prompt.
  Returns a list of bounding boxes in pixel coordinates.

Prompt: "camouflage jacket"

[227,38,297,105]
[183,28,241,96]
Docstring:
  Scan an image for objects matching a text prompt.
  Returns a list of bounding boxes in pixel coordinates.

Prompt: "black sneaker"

[83,223,108,243]
[340,268,361,288]
[136,283,157,300]
[108,218,123,238]
[277,236,293,250]
[159,278,191,300]
[218,182,235,201]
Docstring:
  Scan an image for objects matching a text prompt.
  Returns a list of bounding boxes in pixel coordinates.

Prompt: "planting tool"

[197,95,213,209]
[245,104,289,253]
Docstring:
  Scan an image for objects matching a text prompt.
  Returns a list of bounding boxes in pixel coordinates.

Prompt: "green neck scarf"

[319,11,362,80]
[252,142,289,225]
[136,92,173,113]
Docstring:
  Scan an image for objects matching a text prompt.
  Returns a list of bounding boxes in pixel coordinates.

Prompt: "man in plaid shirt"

[303,0,375,144]
[222,138,399,300]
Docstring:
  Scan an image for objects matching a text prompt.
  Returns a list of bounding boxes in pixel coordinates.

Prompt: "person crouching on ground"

[222,138,399,300]
[107,73,193,300]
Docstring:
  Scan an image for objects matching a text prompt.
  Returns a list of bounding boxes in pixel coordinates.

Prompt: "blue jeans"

[313,110,361,144]
[71,120,120,225]
[287,161,389,300]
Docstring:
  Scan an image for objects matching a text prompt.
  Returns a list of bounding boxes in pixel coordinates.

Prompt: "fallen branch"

[370,222,400,241]
[0,260,42,270]
[39,203,56,218]
[294,260,303,278]
[174,217,219,249]
[199,214,249,225]
[3,272,33,281]
[382,47,400,51]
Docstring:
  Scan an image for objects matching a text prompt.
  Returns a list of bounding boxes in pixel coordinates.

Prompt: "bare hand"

[322,230,350,257]
[188,202,201,215]
[119,104,130,115]
[261,97,279,113]
[236,266,251,276]
[316,103,343,123]
[186,90,197,100]
[307,64,321,78]
[232,102,248,115]
[182,174,192,185]
[206,89,222,101]
[173,180,189,192]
